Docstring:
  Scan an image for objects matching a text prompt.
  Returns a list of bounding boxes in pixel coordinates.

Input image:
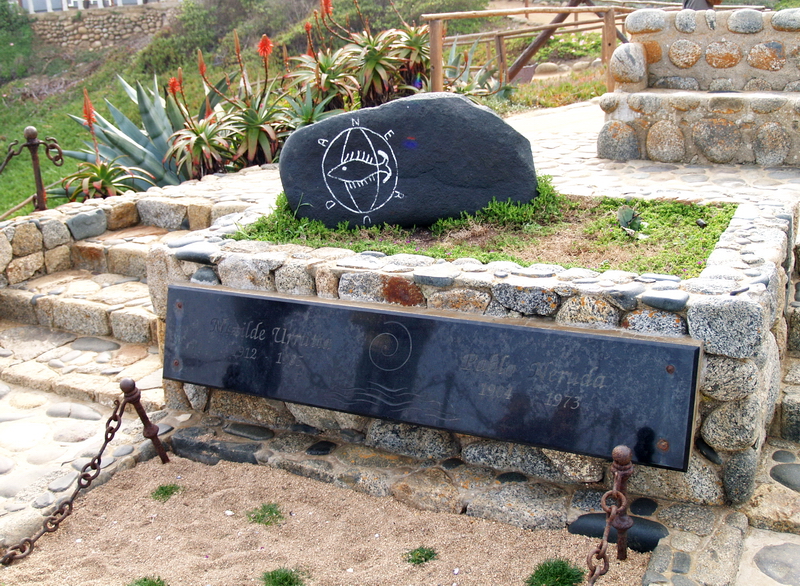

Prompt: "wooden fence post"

[495,34,507,84]
[603,8,616,91]
[430,19,444,92]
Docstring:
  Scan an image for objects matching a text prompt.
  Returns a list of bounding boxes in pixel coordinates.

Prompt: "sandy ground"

[0,456,649,586]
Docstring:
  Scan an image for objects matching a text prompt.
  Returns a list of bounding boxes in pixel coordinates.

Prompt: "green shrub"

[247,503,284,526]
[525,558,584,586]
[404,546,438,565]
[128,578,169,586]
[261,568,306,586]
[150,484,182,502]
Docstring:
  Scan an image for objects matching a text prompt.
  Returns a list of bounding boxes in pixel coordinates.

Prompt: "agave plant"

[63,77,187,189]
[444,38,513,99]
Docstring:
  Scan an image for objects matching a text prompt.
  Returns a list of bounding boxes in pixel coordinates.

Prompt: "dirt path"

[0,456,649,586]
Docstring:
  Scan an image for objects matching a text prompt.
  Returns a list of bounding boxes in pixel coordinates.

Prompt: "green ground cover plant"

[524,558,584,586]
[403,546,438,565]
[235,177,736,278]
[150,484,182,502]
[127,578,169,586]
[247,502,284,526]
[261,568,306,586]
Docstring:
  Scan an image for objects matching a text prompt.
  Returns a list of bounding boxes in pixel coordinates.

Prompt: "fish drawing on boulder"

[320,121,403,224]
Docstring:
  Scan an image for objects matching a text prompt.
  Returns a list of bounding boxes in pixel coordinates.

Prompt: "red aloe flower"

[82,88,95,130]
[198,49,207,77]
[321,0,332,16]
[258,34,273,58]
[304,21,312,33]
[168,76,181,97]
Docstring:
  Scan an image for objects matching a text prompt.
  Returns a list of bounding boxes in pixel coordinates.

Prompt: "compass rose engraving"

[319,120,403,224]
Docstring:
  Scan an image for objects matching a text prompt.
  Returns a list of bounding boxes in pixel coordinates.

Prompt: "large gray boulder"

[279,93,538,228]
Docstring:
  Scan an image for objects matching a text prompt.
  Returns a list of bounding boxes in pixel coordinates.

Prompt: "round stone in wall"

[652,76,700,90]
[786,80,800,92]
[744,78,773,91]
[597,121,640,161]
[754,122,790,166]
[727,9,764,34]
[709,78,735,92]
[747,42,786,71]
[625,9,667,33]
[598,93,620,113]
[628,93,662,114]
[669,39,703,68]
[751,96,787,113]
[692,118,742,163]
[771,7,800,31]
[705,41,742,69]
[610,43,646,83]
[641,40,663,64]
[675,9,698,33]
[669,93,701,111]
[646,121,685,163]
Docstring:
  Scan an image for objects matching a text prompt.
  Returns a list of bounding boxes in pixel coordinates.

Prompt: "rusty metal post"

[587,445,635,585]
[120,378,170,464]
[24,128,47,212]
[429,19,444,92]
[610,445,634,560]
[0,126,63,212]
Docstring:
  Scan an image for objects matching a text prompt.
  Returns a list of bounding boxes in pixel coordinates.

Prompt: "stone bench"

[597,8,800,165]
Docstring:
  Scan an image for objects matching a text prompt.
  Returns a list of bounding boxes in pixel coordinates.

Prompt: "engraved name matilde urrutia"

[318,119,404,226]
[166,285,700,471]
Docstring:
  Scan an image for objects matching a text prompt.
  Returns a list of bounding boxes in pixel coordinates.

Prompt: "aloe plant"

[282,87,343,131]
[288,48,360,111]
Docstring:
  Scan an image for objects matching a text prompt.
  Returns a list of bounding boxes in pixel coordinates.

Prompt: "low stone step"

[737,438,800,536]
[0,320,164,412]
[0,270,157,345]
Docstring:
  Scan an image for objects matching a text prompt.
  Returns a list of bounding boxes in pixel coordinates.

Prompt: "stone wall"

[134,171,795,508]
[0,169,795,509]
[30,4,171,49]
[598,8,800,165]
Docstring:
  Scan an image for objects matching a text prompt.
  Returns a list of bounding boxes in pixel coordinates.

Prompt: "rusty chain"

[0,379,169,566]
[586,445,634,586]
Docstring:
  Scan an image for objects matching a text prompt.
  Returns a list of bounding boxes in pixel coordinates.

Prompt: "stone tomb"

[163,283,702,471]
[279,93,538,228]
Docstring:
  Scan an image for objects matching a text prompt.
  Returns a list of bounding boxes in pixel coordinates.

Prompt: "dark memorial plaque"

[163,284,702,471]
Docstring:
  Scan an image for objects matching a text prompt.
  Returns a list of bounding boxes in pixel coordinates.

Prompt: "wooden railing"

[422,2,766,92]
[422,5,637,92]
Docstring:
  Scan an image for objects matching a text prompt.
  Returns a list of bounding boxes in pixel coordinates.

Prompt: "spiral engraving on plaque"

[368,321,412,371]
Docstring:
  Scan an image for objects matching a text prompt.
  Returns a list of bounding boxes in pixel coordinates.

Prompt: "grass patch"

[234,176,735,278]
[247,503,284,526]
[404,546,438,565]
[127,578,169,586]
[525,558,584,586]
[150,484,181,503]
[260,568,306,586]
